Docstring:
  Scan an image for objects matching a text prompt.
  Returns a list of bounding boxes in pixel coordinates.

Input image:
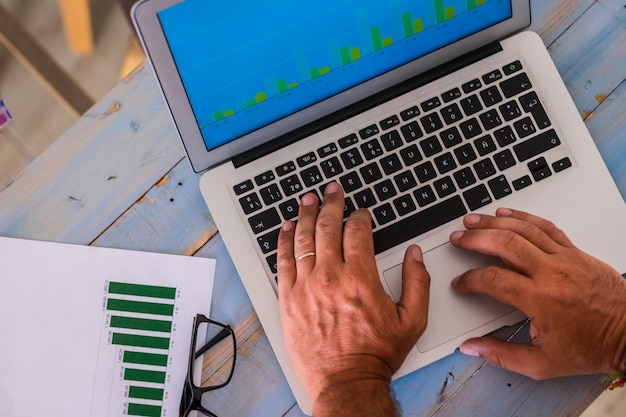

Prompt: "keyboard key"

[503,60,523,75]
[480,86,503,107]
[473,158,497,180]
[442,87,462,103]
[297,152,317,167]
[454,143,478,165]
[373,203,397,226]
[454,167,477,189]
[399,144,423,166]
[318,143,338,158]
[460,118,483,139]
[500,100,523,121]
[279,198,299,220]
[361,139,384,160]
[488,175,513,200]
[360,162,383,184]
[280,175,303,196]
[381,115,401,130]
[341,148,364,169]
[340,171,363,193]
[255,171,276,186]
[373,195,467,254]
[494,149,517,171]
[374,179,397,201]
[415,161,437,183]
[463,184,493,211]
[359,124,380,139]
[380,154,403,175]
[513,175,532,191]
[400,106,421,121]
[381,130,404,151]
[483,69,503,84]
[414,185,437,207]
[258,229,280,254]
[474,135,497,156]
[494,126,517,147]
[460,95,483,116]
[434,176,457,198]
[320,157,344,178]
[421,113,444,134]
[420,136,443,157]
[239,193,263,214]
[248,208,281,235]
[421,97,442,112]
[354,189,377,208]
[441,103,463,125]
[553,157,572,173]
[440,126,463,148]
[528,157,552,181]
[519,92,551,129]
[434,152,457,174]
[394,170,418,192]
[514,117,537,138]
[462,79,482,94]
[266,253,278,274]
[479,109,503,131]
[276,161,296,176]
[513,129,561,162]
[260,184,283,205]
[400,121,424,142]
[500,73,532,98]
[394,194,417,216]
[339,133,359,148]
[344,197,357,218]
[234,180,254,196]
[301,166,324,187]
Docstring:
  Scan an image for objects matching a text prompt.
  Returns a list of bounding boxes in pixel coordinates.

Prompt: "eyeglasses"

[179,314,237,417]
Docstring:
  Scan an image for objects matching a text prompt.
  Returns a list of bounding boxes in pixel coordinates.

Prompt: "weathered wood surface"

[1,1,624,416]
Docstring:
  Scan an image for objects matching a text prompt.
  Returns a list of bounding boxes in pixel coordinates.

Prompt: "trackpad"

[382,243,516,352]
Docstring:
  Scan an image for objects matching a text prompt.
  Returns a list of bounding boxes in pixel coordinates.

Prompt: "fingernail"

[325,182,339,195]
[450,231,464,241]
[459,344,480,357]
[410,245,423,262]
[451,275,461,287]
[497,207,513,217]
[301,193,317,206]
[282,221,294,232]
[465,213,481,225]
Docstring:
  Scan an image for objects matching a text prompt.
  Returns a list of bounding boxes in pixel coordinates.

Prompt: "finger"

[314,182,345,264]
[496,208,575,248]
[459,337,558,380]
[462,213,563,254]
[451,266,535,312]
[449,227,544,274]
[293,192,320,269]
[342,209,376,266]
[397,245,430,336]
[277,221,297,291]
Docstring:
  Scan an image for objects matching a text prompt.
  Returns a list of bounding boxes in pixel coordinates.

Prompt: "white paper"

[0,236,215,417]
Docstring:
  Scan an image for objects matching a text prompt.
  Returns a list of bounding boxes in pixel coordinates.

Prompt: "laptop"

[132,1,626,414]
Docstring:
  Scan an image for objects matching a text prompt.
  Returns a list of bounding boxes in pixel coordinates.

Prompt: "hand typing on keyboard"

[277,184,626,417]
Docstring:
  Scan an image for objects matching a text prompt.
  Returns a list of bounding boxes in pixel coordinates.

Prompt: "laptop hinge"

[233,41,503,168]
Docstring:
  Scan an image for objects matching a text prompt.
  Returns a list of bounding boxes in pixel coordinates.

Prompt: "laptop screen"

[158,0,513,153]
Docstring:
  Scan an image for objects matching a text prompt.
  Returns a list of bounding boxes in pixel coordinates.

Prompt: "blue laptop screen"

[158,0,512,152]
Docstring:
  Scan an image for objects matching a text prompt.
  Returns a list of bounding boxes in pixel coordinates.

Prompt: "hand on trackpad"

[382,243,516,353]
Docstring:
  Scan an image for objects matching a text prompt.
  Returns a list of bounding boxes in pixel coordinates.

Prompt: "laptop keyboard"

[233,60,572,277]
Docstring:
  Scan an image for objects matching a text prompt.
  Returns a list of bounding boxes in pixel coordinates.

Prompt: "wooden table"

[1,1,624,415]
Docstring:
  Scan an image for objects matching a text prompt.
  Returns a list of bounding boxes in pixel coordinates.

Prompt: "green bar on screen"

[371,27,383,51]
[224,109,235,117]
[350,47,361,61]
[445,6,455,20]
[129,386,164,401]
[123,351,168,367]
[128,403,162,417]
[402,12,413,37]
[467,0,477,10]
[320,66,330,75]
[108,282,175,300]
[124,368,166,384]
[414,18,424,33]
[110,316,172,332]
[213,111,224,122]
[434,0,445,23]
[310,67,320,79]
[107,299,173,316]
[112,333,170,349]
[277,79,288,93]
[383,36,393,48]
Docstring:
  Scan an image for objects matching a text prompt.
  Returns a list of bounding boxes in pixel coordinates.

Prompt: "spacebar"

[373,196,467,254]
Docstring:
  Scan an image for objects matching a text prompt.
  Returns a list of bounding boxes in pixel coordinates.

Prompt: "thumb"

[460,337,555,380]
[397,245,430,334]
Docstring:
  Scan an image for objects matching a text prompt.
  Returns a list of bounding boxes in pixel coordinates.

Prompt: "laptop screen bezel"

[132,0,531,173]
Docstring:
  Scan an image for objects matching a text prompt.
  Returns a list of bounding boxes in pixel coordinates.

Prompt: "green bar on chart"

[224,109,235,117]
[478,0,486,5]
[310,67,320,79]
[277,79,288,93]
[110,316,172,332]
[350,47,361,61]
[383,36,393,48]
[107,299,173,316]
[128,403,162,417]
[108,282,176,300]
[414,18,424,33]
[247,98,257,107]
[255,92,267,103]
[402,12,414,37]
[129,386,164,401]
[123,351,169,367]
[371,27,383,51]
[124,368,167,384]
[467,0,477,10]
[340,46,351,65]
[288,82,299,89]
[112,333,170,349]
[320,66,330,75]
[213,111,224,122]
[434,0,446,24]
[445,6,455,20]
